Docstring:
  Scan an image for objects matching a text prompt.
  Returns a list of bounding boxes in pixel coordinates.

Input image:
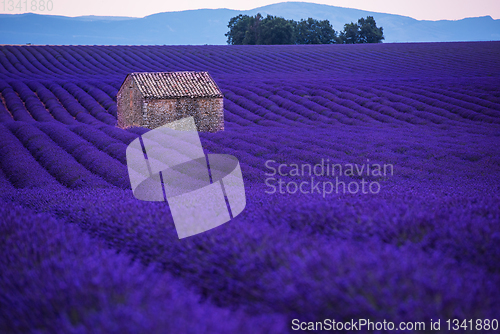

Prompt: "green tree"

[295,18,339,44]
[242,13,262,45]
[258,15,295,45]
[226,14,383,45]
[358,16,384,43]
[225,14,252,45]
[340,22,360,44]
[340,16,384,44]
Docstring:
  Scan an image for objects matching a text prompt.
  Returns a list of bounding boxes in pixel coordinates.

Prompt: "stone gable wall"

[117,77,144,128]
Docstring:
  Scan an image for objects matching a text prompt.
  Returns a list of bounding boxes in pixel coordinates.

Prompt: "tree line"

[225,14,384,45]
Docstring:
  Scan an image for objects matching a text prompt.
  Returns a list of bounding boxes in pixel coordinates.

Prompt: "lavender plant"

[1,42,499,333]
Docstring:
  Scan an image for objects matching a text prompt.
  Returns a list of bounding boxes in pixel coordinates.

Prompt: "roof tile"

[129,71,223,99]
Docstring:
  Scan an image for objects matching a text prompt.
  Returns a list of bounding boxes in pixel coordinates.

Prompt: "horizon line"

[0,1,498,22]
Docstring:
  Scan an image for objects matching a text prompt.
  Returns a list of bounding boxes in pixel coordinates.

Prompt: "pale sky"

[1,0,499,20]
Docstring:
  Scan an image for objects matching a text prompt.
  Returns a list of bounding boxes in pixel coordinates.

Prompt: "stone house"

[117,71,224,132]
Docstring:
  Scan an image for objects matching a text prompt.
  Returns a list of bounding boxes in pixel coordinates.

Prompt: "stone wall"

[144,97,224,132]
[117,76,144,128]
[117,77,224,132]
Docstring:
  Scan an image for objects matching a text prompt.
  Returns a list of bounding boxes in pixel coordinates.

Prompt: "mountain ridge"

[1,1,499,45]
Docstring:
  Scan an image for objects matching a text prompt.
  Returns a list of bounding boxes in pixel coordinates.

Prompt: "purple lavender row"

[7,47,49,77]
[15,183,498,323]
[1,48,33,76]
[4,121,112,189]
[0,81,34,122]
[431,84,500,112]
[453,80,500,105]
[62,82,116,125]
[316,85,399,123]
[107,47,162,73]
[57,46,110,75]
[68,123,128,164]
[90,81,119,101]
[82,46,133,73]
[9,81,55,122]
[382,84,485,123]
[0,52,18,76]
[46,82,104,126]
[225,87,296,125]
[277,88,354,124]
[36,122,129,188]
[0,43,499,81]
[227,84,309,126]
[353,85,450,125]
[399,83,500,123]
[330,85,426,124]
[0,83,13,122]
[21,46,70,77]
[94,123,139,145]
[297,84,376,122]
[0,200,286,333]
[76,83,117,117]
[222,98,262,125]
[0,123,63,189]
[66,46,121,74]
[25,81,78,124]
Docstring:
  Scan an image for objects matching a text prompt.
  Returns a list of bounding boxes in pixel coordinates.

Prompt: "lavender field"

[1,42,500,333]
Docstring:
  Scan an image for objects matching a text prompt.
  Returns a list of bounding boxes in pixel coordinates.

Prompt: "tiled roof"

[128,71,223,99]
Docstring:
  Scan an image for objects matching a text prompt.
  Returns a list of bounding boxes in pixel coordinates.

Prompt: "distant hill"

[0,1,499,45]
